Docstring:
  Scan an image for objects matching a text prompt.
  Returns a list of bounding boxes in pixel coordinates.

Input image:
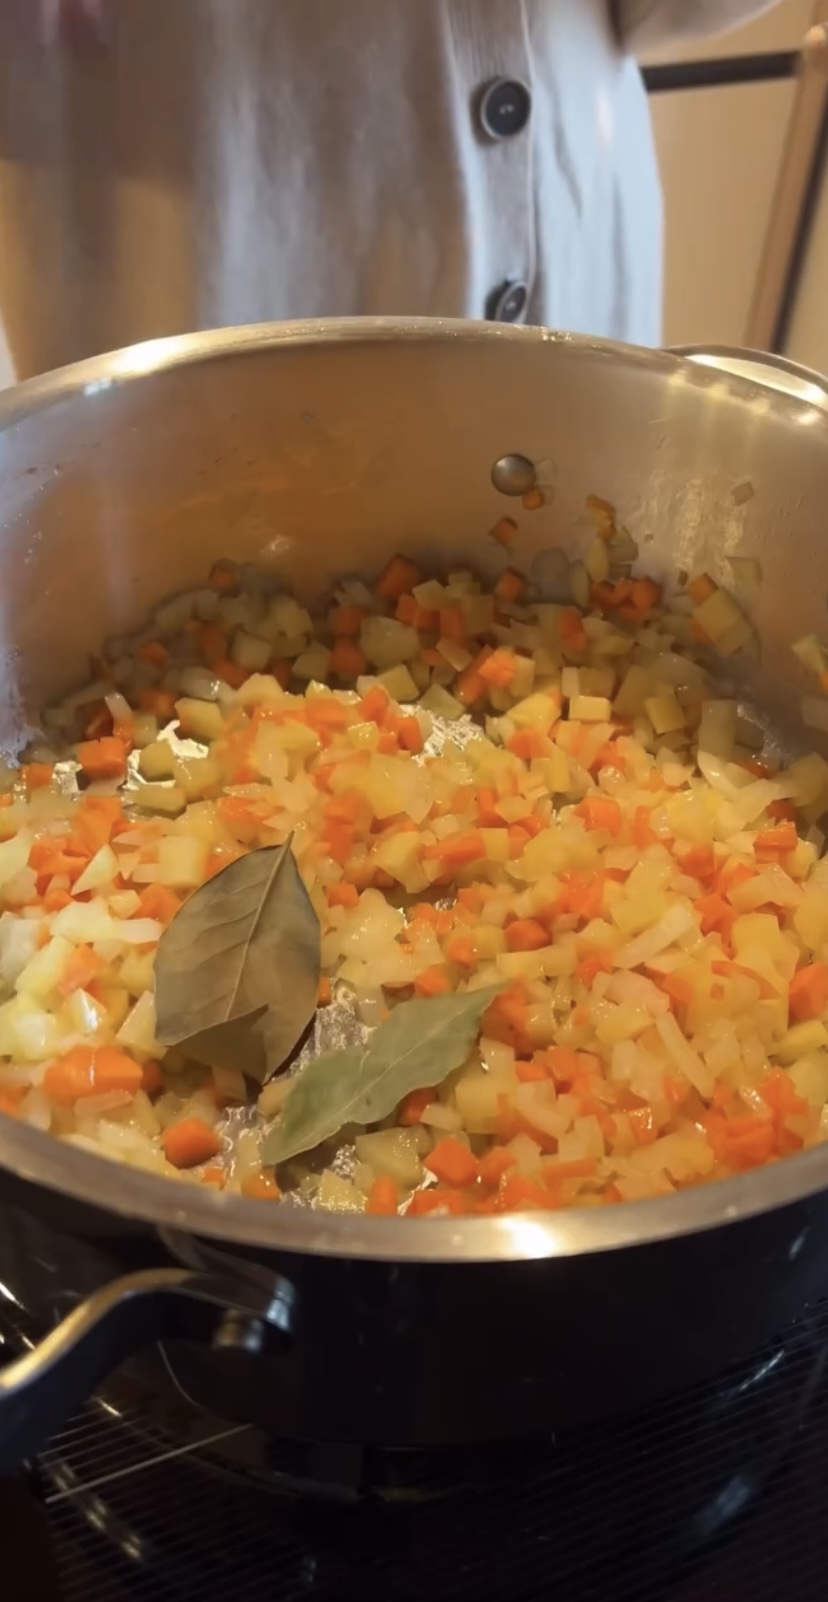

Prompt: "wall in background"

[646,0,822,348]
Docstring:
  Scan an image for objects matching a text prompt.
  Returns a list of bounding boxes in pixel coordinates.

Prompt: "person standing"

[0,1,779,379]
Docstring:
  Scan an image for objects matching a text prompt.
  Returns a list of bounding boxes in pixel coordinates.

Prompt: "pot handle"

[669,346,828,413]
[0,1265,294,1473]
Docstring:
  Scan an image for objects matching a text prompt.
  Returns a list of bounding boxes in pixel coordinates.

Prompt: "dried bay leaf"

[262,986,502,1167]
[154,839,320,1084]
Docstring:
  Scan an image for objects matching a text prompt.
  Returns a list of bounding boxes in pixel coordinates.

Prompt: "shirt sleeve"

[615,1,780,52]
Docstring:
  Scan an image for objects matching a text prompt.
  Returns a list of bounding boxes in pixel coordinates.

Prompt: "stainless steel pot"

[2,319,828,1465]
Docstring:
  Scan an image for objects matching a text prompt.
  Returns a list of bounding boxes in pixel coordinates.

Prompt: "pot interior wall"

[0,321,827,761]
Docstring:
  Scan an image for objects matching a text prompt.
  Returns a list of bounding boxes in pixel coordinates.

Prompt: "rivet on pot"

[491,454,536,496]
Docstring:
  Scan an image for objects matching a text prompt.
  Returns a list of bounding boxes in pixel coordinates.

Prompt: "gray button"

[488,281,528,323]
[479,77,531,140]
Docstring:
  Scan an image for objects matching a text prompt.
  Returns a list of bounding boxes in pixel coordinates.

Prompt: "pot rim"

[2,314,825,1264]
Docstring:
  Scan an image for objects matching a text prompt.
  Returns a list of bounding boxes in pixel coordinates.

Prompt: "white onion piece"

[615,902,697,969]
[656,1013,714,1097]
[801,696,828,735]
[179,667,222,702]
[105,691,132,726]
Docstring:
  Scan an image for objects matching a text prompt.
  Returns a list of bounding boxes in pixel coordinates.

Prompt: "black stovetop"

[5,1295,828,1602]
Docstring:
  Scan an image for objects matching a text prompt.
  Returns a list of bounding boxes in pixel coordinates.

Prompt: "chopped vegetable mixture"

[2,528,828,1218]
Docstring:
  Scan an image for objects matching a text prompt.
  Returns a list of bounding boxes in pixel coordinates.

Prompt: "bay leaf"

[262,985,502,1167]
[154,839,320,1083]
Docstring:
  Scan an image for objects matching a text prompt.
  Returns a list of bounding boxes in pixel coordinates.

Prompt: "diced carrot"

[329,638,367,679]
[758,1067,807,1120]
[632,806,658,847]
[576,796,622,836]
[739,757,776,779]
[326,881,360,909]
[29,839,89,881]
[505,824,530,858]
[219,658,255,691]
[392,714,424,753]
[78,699,113,740]
[201,1165,227,1190]
[544,1045,581,1085]
[396,594,437,630]
[395,593,418,626]
[394,1089,436,1132]
[677,843,716,881]
[424,830,486,868]
[546,1158,600,1182]
[43,888,72,913]
[317,977,332,1006]
[135,687,178,719]
[267,659,290,690]
[687,572,717,604]
[559,608,588,652]
[767,799,797,824]
[141,1060,164,1096]
[489,516,518,546]
[472,786,500,827]
[425,1137,479,1188]
[711,959,776,999]
[58,943,105,997]
[305,698,351,732]
[358,686,390,725]
[162,1118,223,1170]
[755,821,798,855]
[480,649,518,689]
[195,621,227,666]
[516,1059,549,1083]
[328,604,366,637]
[445,935,476,968]
[718,862,756,900]
[405,1187,467,1217]
[137,640,170,668]
[44,1045,143,1104]
[478,1146,516,1186]
[72,796,125,855]
[694,892,734,936]
[661,971,694,1008]
[575,948,613,985]
[591,742,625,774]
[522,488,544,512]
[789,962,828,1022]
[496,1173,553,1212]
[493,569,525,604]
[76,737,129,780]
[437,605,469,645]
[208,559,238,592]
[92,1048,145,1095]
[505,918,548,952]
[23,763,54,791]
[630,577,661,611]
[628,1106,658,1145]
[559,869,606,921]
[204,844,246,880]
[455,659,493,707]
[366,1175,399,1215]
[413,966,452,999]
[0,1085,26,1118]
[323,789,369,826]
[136,883,182,924]
[590,581,616,610]
[374,555,423,602]
[507,728,551,761]
[241,1173,282,1200]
